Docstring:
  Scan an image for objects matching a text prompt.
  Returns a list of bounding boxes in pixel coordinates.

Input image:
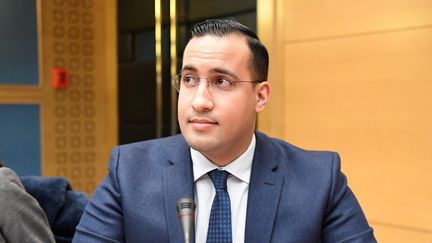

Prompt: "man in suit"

[73,19,376,242]
[0,163,55,243]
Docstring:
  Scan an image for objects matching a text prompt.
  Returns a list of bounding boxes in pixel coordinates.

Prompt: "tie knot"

[208,169,229,190]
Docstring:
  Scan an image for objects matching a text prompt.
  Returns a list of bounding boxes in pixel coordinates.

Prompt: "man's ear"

[255,82,271,112]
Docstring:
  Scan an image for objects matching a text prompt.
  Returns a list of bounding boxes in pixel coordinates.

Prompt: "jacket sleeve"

[20,175,89,242]
[73,147,125,242]
[321,153,377,243]
[0,167,55,243]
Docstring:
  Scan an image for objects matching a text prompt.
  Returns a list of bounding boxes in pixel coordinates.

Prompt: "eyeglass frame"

[173,73,266,93]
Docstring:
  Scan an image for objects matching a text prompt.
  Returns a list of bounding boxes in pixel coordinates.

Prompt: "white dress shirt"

[192,134,255,243]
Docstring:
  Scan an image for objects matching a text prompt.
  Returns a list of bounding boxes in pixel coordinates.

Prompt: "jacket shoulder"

[0,167,24,188]
[255,131,339,168]
[108,134,189,175]
[117,134,186,152]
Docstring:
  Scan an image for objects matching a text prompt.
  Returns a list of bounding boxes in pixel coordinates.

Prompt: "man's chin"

[184,135,216,152]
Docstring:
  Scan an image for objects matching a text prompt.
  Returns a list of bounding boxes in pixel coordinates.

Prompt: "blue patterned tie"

[206,169,232,243]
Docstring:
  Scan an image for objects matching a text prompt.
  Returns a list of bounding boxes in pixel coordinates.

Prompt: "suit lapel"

[245,132,284,243]
[163,138,195,243]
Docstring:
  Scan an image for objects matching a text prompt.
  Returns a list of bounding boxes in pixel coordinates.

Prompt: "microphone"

[176,197,195,243]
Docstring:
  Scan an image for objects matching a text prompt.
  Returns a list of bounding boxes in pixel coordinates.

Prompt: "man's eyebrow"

[212,68,239,80]
[181,66,239,80]
[181,65,198,72]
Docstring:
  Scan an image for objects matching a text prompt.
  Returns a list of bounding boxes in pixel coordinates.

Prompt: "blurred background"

[0,0,430,242]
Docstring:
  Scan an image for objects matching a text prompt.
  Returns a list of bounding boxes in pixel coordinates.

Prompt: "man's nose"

[190,81,214,112]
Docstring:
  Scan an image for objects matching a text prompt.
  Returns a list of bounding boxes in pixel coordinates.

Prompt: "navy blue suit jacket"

[73,132,376,242]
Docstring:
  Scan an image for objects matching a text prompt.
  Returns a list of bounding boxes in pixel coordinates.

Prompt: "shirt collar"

[191,134,256,184]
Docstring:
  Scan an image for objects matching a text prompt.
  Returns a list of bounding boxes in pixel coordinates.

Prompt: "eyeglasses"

[173,74,265,93]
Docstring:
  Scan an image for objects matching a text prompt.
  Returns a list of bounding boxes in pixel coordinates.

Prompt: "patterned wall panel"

[40,0,117,194]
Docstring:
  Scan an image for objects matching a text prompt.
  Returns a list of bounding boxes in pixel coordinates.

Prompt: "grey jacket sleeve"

[0,167,55,243]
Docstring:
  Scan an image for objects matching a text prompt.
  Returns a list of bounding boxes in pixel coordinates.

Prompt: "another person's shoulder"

[0,167,24,189]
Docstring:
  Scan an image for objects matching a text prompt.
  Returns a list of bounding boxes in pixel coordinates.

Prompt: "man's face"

[178,34,270,165]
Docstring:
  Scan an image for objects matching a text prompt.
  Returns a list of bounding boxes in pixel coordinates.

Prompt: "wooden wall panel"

[258,0,432,241]
[283,28,432,230]
[39,0,117,194]
[372,224,432,243]
[283,0,432,41]
[257,0,286,136]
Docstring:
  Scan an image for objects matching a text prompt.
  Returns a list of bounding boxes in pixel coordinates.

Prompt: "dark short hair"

[190,19,269,81]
